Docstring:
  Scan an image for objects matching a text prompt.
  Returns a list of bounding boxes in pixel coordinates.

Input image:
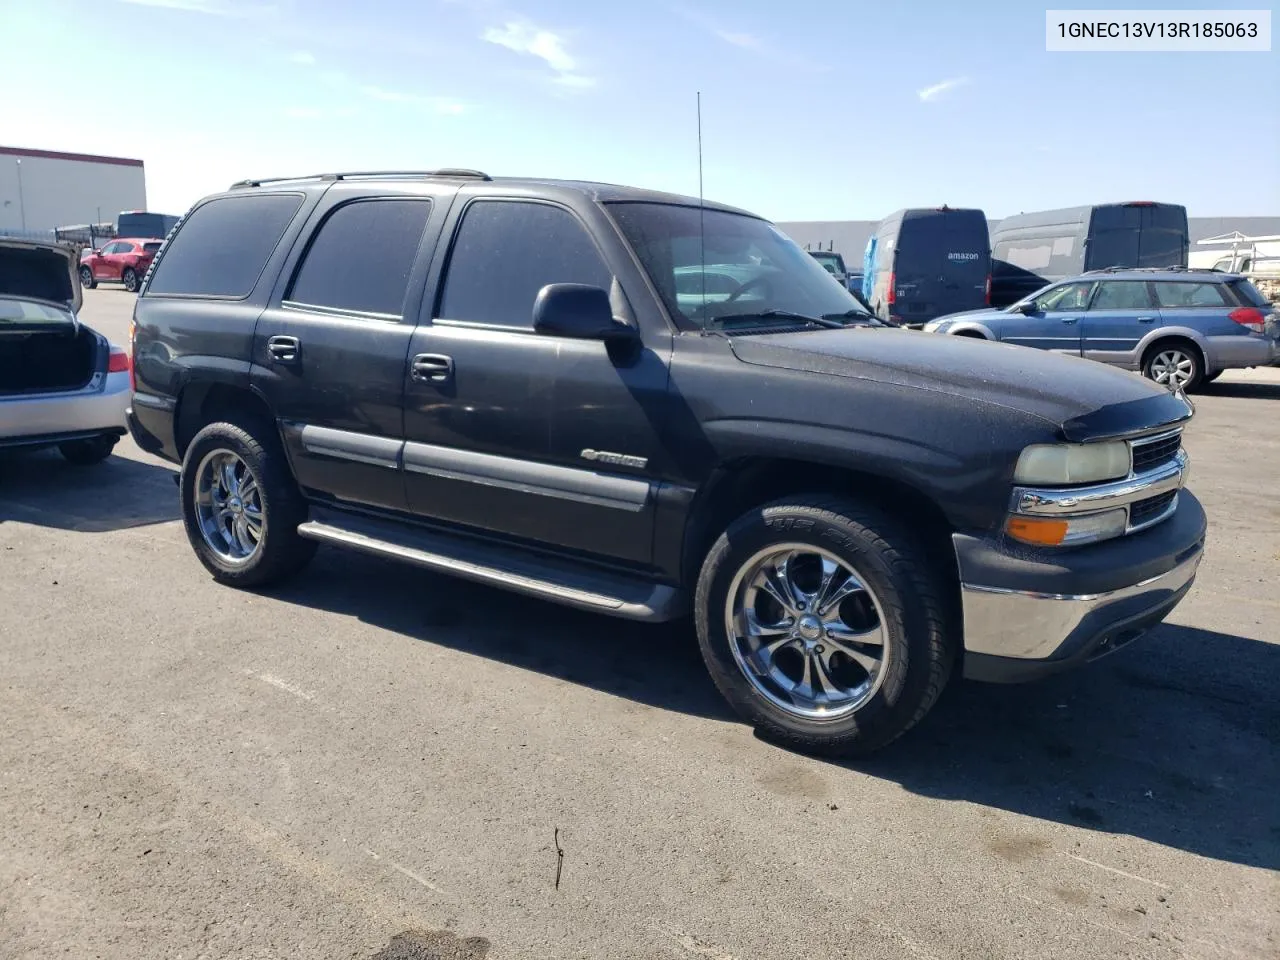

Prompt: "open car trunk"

[0,322,102,395]
[1,239,99,395]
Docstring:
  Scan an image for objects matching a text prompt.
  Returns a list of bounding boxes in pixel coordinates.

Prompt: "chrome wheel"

[193,448,264,564]
[79,267,93,286]
[1148,349,1196,389]
[123,269,138,292]
[724,544,889,720]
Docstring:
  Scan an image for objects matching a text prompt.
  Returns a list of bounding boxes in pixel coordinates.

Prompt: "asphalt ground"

[1,287,1277,960]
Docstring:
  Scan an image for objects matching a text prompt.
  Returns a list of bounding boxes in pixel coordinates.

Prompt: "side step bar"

[297,508,688,623]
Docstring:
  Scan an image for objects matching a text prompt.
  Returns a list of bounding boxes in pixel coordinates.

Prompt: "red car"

[79,238,163,293]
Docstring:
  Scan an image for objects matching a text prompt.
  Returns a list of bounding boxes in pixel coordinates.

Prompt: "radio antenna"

[697,91,707,320]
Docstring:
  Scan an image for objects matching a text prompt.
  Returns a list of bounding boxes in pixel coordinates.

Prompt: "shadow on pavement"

[851,624,1279,872]
[1200,379,1280,400]
[0,448,179,531]
[273,547,1279,871]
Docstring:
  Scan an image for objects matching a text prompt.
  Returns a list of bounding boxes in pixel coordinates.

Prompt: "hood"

[730,328,1193,442]
[0,239,82,313]
[933,307,1006,323]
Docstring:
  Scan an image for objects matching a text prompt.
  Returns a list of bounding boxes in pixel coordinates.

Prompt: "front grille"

[1131,432,1182,474]
[1129,491,1177,528]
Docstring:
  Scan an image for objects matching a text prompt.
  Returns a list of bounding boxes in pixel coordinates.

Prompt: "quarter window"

[1152,282,1230,308]
[145,193,304,298]
[1090,281,1153,310]
[437,200,611,328]
[287,199,432,316]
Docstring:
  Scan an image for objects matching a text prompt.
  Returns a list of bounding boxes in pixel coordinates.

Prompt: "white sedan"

[1,239,130,464]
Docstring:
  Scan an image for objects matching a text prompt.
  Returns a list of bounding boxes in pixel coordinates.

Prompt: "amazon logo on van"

[947,252,981,261]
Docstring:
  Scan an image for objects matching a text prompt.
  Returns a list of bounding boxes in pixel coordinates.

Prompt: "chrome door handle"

[1137,316,1157,323]
[411,353,454,383]
[1061,317,1078,325]
[267,335,300,363]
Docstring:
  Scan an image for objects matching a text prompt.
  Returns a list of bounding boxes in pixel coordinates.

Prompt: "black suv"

[128,170,1206,755]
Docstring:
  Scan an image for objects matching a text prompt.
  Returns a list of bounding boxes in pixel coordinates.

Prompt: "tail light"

[1229,307,1266,333]
[108,347,130,374]
[984,274,992,305]
[887,272,896,306]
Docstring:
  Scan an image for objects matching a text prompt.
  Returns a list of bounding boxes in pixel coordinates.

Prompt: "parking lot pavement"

[1,288,1277,960]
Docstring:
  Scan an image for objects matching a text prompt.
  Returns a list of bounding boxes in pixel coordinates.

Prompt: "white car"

[0,239,130,464]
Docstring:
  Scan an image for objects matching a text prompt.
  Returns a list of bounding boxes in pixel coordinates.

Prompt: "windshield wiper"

[710,309,846,330]
[821,309,882,326]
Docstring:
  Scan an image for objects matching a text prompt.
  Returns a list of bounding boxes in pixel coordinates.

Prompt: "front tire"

[79,266,97,290]
[122,268,139,293]
[180,420,316,587]
[695,495,954,757]
[59,434,117,465]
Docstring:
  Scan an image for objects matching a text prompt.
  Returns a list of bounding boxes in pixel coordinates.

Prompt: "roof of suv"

[225,170,757,218]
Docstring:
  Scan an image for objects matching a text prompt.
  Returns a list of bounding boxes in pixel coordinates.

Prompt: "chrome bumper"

[961,544,1202,669]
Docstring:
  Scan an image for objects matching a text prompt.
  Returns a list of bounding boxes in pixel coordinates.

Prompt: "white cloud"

[358,84,466,115]
[917,76,969,102]
[289,50,316,65]
[115,0,274,15]
[482,20,593,89]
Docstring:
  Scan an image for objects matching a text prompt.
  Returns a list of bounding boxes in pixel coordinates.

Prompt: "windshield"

[0,296,76,326]
[607,202,874,330]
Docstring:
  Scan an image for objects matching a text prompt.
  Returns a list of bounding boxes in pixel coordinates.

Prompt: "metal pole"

[15,159,26,231]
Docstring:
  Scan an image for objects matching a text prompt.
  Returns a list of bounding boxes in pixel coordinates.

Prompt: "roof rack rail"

[1084,266,1200,275]
[229,168,493,189]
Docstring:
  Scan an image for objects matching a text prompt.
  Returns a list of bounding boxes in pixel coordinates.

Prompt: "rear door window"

[1090,281,1154,310]
[1152,282,1230,308]
[437,200,611,328]
[286,198,432,317]
[146,193,304,298]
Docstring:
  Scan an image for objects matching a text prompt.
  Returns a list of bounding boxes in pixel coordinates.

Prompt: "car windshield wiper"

[821,309,883,326]
[709,309,846,330]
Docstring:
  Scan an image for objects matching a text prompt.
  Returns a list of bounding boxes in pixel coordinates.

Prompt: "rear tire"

[122,268,139,293]
[59,434,117,465]
[180,419,316,587]
[79,266,97,290]
[1142,340,1203,392]
[694,494,954,757]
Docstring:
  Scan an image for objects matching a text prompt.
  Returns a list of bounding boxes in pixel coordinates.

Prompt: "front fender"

[943,321,996,340]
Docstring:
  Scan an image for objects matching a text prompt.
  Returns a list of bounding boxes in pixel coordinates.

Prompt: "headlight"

[923,320,950,333]
[1013,441,1130,485]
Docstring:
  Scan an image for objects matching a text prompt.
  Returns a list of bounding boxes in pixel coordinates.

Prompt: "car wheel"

[180,420,316,587]
[79,266,97,290]
[694,494,953,756]
[122,268,139,293]
[58,434,117,465]
[1143,342,1203,392]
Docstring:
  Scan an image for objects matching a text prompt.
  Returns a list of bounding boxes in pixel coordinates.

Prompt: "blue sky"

[1,0,1276,219]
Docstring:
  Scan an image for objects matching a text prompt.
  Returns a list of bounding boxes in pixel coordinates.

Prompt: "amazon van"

[862,207,990,327]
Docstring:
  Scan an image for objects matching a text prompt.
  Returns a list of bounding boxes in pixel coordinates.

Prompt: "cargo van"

[989,202,1188,307]
[116,211,181,240]
[862,208,990,327]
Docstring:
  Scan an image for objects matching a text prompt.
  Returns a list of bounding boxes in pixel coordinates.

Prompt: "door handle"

[1060,317,1078,325]
[267,335,301,363]
[411,353,454,383]
[1138,316,1157,323]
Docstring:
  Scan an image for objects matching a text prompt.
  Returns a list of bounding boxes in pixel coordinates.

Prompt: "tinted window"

[1226,279,1270,308]
[143,242,162,253]
[287,199,431,316]
[1033,281,1094,312]
[1091,281,1153,310]
[438,201,610,328]
[1152,282,1230,308]
[146,193,303,298]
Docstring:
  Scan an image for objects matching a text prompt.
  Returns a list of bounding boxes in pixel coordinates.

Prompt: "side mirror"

[1014,300,1037,314]
[532,283,638,343]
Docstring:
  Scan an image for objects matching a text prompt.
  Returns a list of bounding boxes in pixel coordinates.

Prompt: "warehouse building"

[0,145,147,237]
